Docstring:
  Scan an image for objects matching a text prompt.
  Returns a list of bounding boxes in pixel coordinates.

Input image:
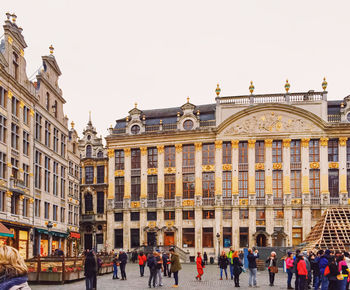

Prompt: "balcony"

[223,197,232,206]
[330,197,340,205]
[10,178,27,191]
[273,198,284,205]
[114,201,123,209]
[328,114,341,123]
[202,197,215,206]
[147,200,157,208]
[256,197,266,205]
[81,214,95,222]
[311,197,321,205]
[164,199,175,207]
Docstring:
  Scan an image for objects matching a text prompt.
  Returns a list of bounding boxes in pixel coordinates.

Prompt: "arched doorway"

[256,234,267,247]
[147,231,157,246]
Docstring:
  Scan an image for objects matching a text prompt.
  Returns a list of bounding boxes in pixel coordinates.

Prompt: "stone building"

[79,115,108,251]
[105,82,350,257]
[0,14,80,258]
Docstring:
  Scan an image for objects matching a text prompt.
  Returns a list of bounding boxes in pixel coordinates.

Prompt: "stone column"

[282,139,291,196]
[140,210,147,245]
[106,210,114,251]
[320,137,329,204]
[140,147,148,200]
[175,208,182,247]
[214,207,222,260]
[195,208,202,254]
[124,148,131,199]
[301,139,311,240]
[247,140,256,246]
[264,139,273,245]
[93,165,97,184]
[231,140,239,204]
[215,141,223,203]
[123,211,130,250]
[157,208,164,245]
[175,144,182,200]
[194,142,202,198]
[232,208,239,249]
[339,137,348,204]
[157,145,164,203]
[248,208,256,247]
[283,207,292,246]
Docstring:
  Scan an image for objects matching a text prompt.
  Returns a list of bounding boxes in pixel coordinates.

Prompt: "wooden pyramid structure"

[303,208,350,252]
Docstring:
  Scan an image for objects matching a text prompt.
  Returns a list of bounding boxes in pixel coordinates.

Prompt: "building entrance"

[256,234,267,247]
[164,232,174,246]
[147,232,157,246]
[84,234,92,250]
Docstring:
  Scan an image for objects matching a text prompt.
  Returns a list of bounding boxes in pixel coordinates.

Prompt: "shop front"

[67,232,80,257]
[0,222,14,246]
[34,228,68,257]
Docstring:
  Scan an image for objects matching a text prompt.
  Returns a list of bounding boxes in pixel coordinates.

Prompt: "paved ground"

[30,263,290,289]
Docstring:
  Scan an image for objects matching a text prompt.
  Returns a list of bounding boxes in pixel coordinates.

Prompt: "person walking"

[162,252,169,277]
[195,252,204,281]
[232,251,243,287]
[227,247,234,280]
[112,253,119,279]
[170,248,182,288]
[155,250,163,286]
[138,251,147,277]
[203,252,208,265]
[247,248,259,287]
[119,250,128,280]
[285,252,294,289]
[85,251,97,290]
[266,251,278,286]
[219,251,229,280]
[297,254,308,290]
[147,252,157,288]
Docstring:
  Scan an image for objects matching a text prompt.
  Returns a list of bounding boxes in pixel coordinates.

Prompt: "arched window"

[85,193,93,212]
[86,145,92,158]
[97,151,103,158]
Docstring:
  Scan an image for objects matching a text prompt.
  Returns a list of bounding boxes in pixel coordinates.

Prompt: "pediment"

[42,55,62,76]
[219,109,323,137]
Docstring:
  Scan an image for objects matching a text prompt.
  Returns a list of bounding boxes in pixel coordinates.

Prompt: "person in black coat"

[119,250,128,280]
[327,256,340,290]
[218,251,229,280]
[203,252,208,265]
[162,252,169,277]
[85,251,97,290]
[232,251,243,287]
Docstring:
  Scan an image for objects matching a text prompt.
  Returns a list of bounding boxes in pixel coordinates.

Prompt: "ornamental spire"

[284,79,290,93]
[49,45,54,55]
[249,81,255,94]
[215,83,221,97]
[322,77,328,91]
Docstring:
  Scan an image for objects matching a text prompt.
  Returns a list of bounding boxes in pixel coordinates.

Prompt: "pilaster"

[107,149,115,199]
[123,211,130,250]
[140,147,147,199]
[248,207,256,247]
[282,139,291,195]
[265,139,273,202]
[339,138,348,198]
[195,142,202,196]
[231,140,239,195]
[301,138,310,194]
[214,207,222,259]
[124,148,131,199]
[175,144,182,197]
[157,145,165,199]
[232,208,239,249]
[215,141,222,196]
[106,210,114,251]
[320,138,329,203]
[265,207,273,246]
[283,206,292,246]
[175,207,182,247]
[248,140,256,204]
[195,208,202,254]
[302,206,311,241]
[140,209,147,245]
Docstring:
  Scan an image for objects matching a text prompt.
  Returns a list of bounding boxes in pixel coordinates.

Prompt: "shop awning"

[0,222,14,237]
[70,232,80,239]
[35,228,68,238]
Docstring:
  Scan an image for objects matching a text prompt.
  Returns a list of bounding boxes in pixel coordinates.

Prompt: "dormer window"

[131,125,140,135]
[183,119,194,130]
[13,52,19,80]
[86,145,92,158]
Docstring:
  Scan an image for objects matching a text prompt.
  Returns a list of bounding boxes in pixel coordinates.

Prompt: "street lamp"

[216,233,221,262]
[47,221,53,256]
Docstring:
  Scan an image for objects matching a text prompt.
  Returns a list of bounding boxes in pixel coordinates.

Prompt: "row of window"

[84,165,105,184]
[0,191,29,216]
[115,139,349,170]
[84,192,105,214]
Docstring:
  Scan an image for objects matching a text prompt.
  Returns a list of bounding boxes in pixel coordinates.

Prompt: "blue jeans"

[287,268,293,288]
[314,274,321,290]
[173,271,179,285]
[85,276,94,290]
[113,264,118,278]
[229,264,234,279]
[220,268,228,279]
[249,268,257,286]
[321,274,329,290]
[338,278,347,290]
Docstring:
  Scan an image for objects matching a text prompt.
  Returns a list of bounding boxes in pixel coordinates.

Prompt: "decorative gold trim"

[147,168,158,175]
[140,147,147,156]
[19,195,24,200]
[175,144,182,153]
[231,140,239,148]
[19,168,23,173]
[255,163,265,170]
[6,191,12,197]
[131,201,140,208]
[256,220,266,226]
[202,164,215,172]
[19,101,24,109]
[124,148,131,157]
[165,167,176,174]
[291,198,302,205]
[222,164,232,171]
[273,163,282,170]
[215,140,222,149]
[8,91,13,99]
[301,138,310,148]
[114,170,124,177]
[194,142,202,151]
[320,137,329,147]
[239,199,248,205]
[20,49,24,56]
[182,199,195,206]
[29,109,34,117]
[310,162,320,169]
[165,220,174,228]
[107,149,114,158]
[8,36,13,45]
[157,145,164,154]
[339,137,348,146]
[148,221,156,228]
[329,162,339,169]
[248,139,256,148]
[7,163,12,168]
[29,198,34,204]
[282,139,291,147]
[29,173,33,177]
[264,139,273,147]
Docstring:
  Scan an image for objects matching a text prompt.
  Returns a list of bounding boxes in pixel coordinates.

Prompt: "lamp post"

[216,233,221,262]
[47,221,53,256]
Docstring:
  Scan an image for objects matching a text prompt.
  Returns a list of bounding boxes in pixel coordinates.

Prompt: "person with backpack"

[319,249,332,290]
[218,251,229,280]
[170,248,182,288]
[147,252,157,288]
[195,252,204,281]
[337,254,349,290]
[326,256,340,290]
[155,250,163,286]
[232,251,243,287]
[138,251,147,277]
[293,249,301,290]
[247,248,259,288]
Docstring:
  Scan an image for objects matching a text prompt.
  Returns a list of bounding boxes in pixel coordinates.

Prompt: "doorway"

[147,232,157,246]
[84,234,92,250]
[164,232,174,246]
[256,234,267,247]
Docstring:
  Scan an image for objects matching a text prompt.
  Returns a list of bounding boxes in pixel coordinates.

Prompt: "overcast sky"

[3,1,350,138]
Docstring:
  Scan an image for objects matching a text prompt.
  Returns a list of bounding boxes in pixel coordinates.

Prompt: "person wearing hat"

[147,252,157,288]
[319,249,332,290]
[169,248,182,288]
[195,252,204,281]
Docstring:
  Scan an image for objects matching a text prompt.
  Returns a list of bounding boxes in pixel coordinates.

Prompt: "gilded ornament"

[231,140,239,148]
[284,79,290,93]
[215,83,221,97]
[215,140,223,149]
[301,138,310,148]
[255,163,265,170]
[8,90,13,99]
[175,144,182,153]
[20,49,24,56]
[29,198,34,204]
[7,36,13,45]
[165,167,176,174]
[320,137,329,147]
[239,199,248,205]
[282,139,291,147]
[49,45,54,54]
[19,195,24,200]
[19,101,24,109]
[6,191,12,197]
[140,146,147,155]
[147,168,158,175]
[339,137,348,146]
[322,77,328,91]
[107,149,114,158]
[114,170,124,177]
[124,148,131,157]
[165,220,175,228]
[309,162,320,169]
[131,201,140,208]
[248,139,256,148]
[329,162,339,169]
[222,164,232,171]
[273,163,282,170]
[148,221,156,228]
[264,139,273,147]
[249,81,255,94]
[182,200,195,207]
[194,142,202,151]
[157,145,164,154]
[291,198,302,205]
[202,165,215,172]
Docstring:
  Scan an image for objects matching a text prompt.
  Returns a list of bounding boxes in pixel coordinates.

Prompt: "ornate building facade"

[105,82,350,257]
[79,115,108,251]
[0,14,80,258]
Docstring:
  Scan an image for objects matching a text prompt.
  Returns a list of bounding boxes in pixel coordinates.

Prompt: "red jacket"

[297,259,308,276]
[138,255,147,266]
[196,256,203,269]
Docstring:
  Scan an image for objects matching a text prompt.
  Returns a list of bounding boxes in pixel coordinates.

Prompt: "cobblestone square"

[31,263,289,290]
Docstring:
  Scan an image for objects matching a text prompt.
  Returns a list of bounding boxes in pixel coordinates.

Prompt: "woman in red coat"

[196,252,204,281]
